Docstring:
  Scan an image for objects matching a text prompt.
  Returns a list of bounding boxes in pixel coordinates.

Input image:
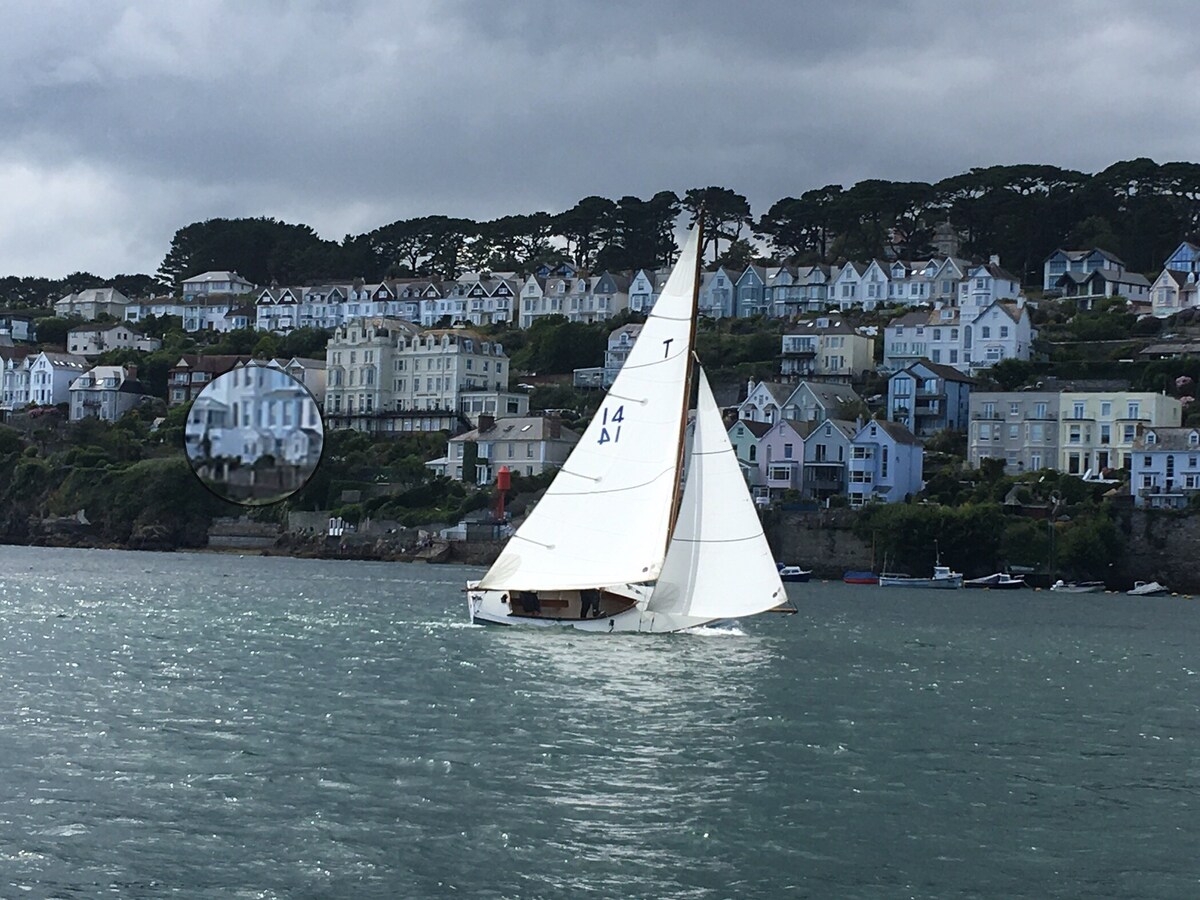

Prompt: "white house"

[54,287,132,321]
[1043,248,1126,292]
[69,365,152,422]
[429,414,580,483]
[181,271,255,300]
[67,323,160,356]
[27,352,89,406]
[1149,269,1200,318]
[1130,427,1200,508]
[963,300,1035,373]
[831,262,866,311]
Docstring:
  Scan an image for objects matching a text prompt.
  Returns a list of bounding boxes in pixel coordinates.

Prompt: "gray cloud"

[1,0,1198,276]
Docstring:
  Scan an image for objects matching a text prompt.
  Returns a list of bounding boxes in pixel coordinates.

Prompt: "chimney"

[546,412,561,439]
[478,414,495,432]
[747,377,755,398]
[989,254,1000,266]
[125,364,138,381]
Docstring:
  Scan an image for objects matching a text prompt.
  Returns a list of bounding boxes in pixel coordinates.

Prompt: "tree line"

[5,158,1200,311]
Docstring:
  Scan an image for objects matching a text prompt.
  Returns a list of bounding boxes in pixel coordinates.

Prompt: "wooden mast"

[666,212,704,542]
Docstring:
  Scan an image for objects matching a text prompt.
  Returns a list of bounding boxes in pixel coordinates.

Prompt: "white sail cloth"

[479,227,702,591]
[647,369,786,619]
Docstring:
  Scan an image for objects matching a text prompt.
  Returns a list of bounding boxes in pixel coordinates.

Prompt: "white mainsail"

[478,226,702,591]
[647,369,786,620]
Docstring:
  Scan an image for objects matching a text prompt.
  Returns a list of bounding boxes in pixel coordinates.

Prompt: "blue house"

[887,359,976,438]
[848,419,923,508]
[735,265,772,317]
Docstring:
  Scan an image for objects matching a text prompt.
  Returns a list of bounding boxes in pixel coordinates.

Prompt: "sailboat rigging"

[465,221,793,632]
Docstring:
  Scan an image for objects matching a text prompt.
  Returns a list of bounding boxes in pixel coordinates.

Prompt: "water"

[1,546,1198,898]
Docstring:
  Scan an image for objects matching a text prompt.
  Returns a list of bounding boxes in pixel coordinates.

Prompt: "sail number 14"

[597,405,624,445]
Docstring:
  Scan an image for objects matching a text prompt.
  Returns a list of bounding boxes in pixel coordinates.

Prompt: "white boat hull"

[465,582,718,633]
[878,576,963,589]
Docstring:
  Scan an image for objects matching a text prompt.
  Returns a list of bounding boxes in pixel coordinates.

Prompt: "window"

[1072,402,1085,419]
[1000,326,1009,338]
[749,445,757,462]
[1146,431,1157,445]
[784,443,793,459]
[981,327,990,339]
[1100,401,1111,417]
[1100,425,1111,445]
[1010,402,1020,416]
[1128,401,1141,419]
[1123,424,1136,442]
[1031,453,1041,470]
[770,466,791,482]
[1009,425,1018,439]
[1034,402,1047,418]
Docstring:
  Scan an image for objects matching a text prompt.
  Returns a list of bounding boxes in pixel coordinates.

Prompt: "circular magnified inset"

[184,363,325,506]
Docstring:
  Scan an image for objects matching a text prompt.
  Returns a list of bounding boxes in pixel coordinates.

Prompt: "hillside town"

[5,238,1200,505]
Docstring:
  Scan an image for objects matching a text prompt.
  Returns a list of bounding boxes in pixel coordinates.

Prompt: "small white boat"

[879,565,963,589]
[1127,581,1170,596]
[1050,579,1105,594]
[964,572,1027,590]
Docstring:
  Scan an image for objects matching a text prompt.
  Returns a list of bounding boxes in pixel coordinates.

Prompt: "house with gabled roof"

[28,351,89,406]
[736,265,774,317]
[848,418,923,507]
[887,359,976,437]
[802,418,857,501]
[738,380,796,424]
[1130,426,1200,508]
[727,417,772,480]
[1163,241,1200,275]
[963,299,1034,373]
[1043,248,1126,292]
[430,414,580,483]
[786,380,864,423]
[831,261,867,311]
[1149,268,1200,318]
[1052,268,1150,309]
[69,365,153,422]
[697,268,736,319]
[759,418,813,497]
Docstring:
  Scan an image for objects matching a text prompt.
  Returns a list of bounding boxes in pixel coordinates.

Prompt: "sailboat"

[465,225,792,632]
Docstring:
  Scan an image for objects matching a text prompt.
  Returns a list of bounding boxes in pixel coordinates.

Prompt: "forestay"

[478,227,702,591]
[647,369,786,619]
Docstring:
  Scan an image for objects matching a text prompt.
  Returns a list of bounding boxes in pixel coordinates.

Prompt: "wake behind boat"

[466,223,791,633]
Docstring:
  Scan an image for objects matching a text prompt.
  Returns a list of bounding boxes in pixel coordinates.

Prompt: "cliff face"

[1117,510,1200,593]
[765,510,875,579]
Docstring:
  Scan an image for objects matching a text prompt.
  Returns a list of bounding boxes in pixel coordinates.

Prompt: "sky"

[2,0,1198,278]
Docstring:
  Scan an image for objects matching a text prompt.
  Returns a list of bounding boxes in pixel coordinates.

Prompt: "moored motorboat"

[1127,581,1169,596]
[879,565,963,589]
[843,570,879,585]
[777,564,812,583]
[964,572,1027,590]
[1049,579,1105,594]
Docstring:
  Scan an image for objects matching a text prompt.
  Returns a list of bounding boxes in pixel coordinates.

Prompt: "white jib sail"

[648,369,786,620]
[478,226,702,591]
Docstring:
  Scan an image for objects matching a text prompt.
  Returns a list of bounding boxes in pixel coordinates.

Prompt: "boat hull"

[843,571,879,585]
[465,583,717,633]
[878,576,963,589]
[964,574,1027,590]
[1049,582,1105,594]
[778,567,811,583]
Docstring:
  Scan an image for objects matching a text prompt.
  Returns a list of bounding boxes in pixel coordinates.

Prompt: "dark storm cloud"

[1,0,1197,275]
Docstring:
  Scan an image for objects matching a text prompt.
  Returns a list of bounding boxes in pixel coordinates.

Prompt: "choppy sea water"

[0,546,1198,899]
